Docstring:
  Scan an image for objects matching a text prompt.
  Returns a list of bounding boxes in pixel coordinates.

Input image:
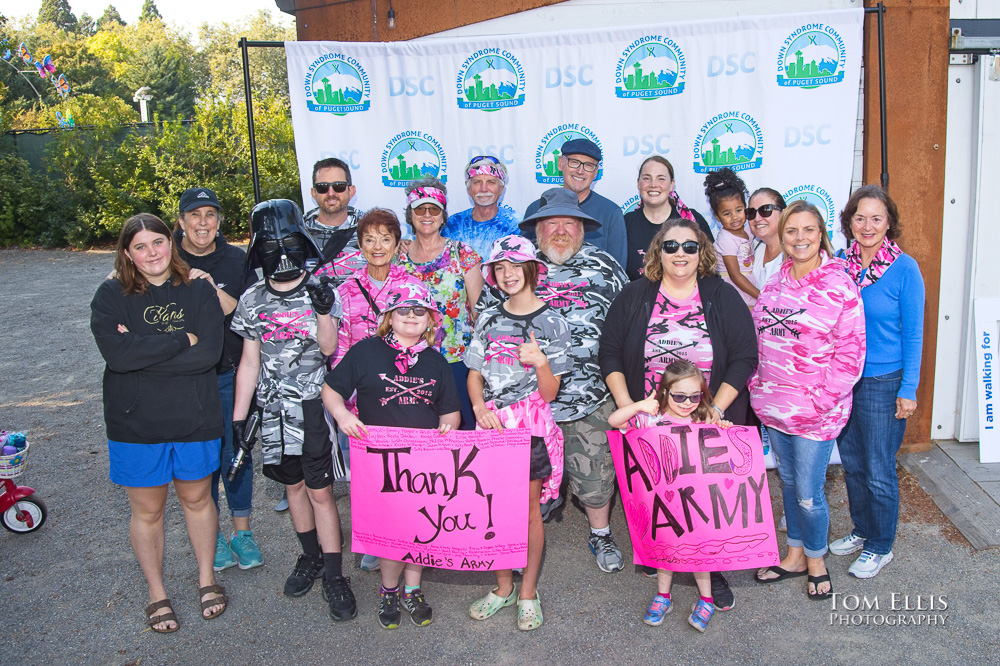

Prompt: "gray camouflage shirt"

[230,276,342,462]
[479,243,626,421]
[465,302,573,410]
[304,206,366,286]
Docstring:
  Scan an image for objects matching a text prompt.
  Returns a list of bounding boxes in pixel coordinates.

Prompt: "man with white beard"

[479,188,628,573]
[441,155,522,259]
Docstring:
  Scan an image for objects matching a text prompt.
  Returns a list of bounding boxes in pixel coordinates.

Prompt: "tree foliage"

[37,0,77,32]
[1,9,300,247]
[96,6,126,30]
[199,11,295,101]
[139,0,162,23]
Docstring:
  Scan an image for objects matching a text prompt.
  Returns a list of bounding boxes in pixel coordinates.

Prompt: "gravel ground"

[1,248,997,665]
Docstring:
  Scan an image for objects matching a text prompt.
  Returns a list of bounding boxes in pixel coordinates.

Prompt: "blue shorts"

[108,439,221,487]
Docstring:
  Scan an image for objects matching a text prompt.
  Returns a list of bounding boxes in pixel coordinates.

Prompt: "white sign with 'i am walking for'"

[974,298,1000,462]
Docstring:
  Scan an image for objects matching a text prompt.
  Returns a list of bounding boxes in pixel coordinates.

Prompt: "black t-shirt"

[325,336,461,428]
[623,206,714,281]
[174,231,248,372]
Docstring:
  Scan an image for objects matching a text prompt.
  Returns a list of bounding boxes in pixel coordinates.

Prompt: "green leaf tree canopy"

[139,0,162,22]
[37,0,77,31]
[96,5,126,30]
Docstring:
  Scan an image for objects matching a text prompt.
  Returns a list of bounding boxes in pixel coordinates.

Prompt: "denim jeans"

[766,427,835,558]
[450,361,476,430]
[837,369,907,555]
[211,369,253,518]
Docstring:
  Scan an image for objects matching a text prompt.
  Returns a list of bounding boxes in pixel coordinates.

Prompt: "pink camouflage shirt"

[749,252,866,441]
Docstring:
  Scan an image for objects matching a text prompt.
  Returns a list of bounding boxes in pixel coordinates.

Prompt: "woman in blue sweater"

[831,186,924,579]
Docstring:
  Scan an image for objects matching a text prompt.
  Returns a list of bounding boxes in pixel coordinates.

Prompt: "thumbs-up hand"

[517,331,548,368]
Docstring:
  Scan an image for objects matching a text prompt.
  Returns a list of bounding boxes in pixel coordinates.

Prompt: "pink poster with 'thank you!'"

[350,426,530,571]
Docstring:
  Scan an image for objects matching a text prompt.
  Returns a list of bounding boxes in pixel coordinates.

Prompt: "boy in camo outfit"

[230,199,357,623]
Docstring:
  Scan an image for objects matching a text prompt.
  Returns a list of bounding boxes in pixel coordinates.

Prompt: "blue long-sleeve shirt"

[857,252,925,400]
[524,189,628,270]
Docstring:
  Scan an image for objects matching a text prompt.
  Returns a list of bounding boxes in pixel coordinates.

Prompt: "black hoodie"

[91,277,224,444]
[173,230,247,373]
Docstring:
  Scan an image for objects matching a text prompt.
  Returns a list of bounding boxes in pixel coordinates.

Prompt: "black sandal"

[145,599,179,633]
[199,584,228,620]
[807,573,833,601]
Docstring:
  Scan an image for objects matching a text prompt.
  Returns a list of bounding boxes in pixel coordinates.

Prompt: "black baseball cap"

[560,138,602,162]
[179,187,221,214]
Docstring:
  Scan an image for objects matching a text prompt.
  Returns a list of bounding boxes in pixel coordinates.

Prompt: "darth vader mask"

[246,199,321,282]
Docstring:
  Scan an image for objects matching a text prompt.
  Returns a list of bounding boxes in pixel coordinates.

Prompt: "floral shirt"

[400,238,481,363]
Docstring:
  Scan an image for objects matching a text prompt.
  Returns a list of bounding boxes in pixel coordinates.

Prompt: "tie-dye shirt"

[643,287,713,396]
[399,239,481,363]
[441,204,522,260]
[749,252,866,441]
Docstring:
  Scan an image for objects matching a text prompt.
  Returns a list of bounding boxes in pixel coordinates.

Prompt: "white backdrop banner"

[284,8,863,244]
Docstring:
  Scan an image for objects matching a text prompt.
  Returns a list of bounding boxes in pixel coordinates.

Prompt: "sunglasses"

[313,181,349,194]
[469,155,501,165]
[669,392,703,404]
[745,204,783,221]
[394,306,429,316]
[661,240,700,254]
[412,204,442,216]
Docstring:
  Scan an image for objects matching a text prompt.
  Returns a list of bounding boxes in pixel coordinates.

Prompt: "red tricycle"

[0,437,47,534]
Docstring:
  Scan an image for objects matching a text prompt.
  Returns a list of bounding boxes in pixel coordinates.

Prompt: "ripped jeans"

[766,427,835,558]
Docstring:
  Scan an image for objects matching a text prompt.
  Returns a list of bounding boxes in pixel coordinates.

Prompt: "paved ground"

[1,248,997,665]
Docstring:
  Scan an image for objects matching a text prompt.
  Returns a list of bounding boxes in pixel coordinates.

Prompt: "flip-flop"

[755,565,808,583]
[807,573,833,601]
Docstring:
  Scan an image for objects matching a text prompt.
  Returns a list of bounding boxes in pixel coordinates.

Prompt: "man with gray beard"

[441,155,522,259]
[479,188,628,573]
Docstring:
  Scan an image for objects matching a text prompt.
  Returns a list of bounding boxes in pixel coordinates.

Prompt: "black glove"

[307,278,336,316]
[233,419,248,447]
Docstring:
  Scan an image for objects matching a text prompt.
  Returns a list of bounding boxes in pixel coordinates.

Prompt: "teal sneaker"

[213,531,237,572]
[230,530,263,570]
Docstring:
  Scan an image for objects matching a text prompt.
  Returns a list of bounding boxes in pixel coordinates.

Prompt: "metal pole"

[240,37,262,203]
[876,2,889,190]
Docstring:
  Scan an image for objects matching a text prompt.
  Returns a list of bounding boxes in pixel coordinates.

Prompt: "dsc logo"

[707,53,756,76]
[545,65,594,88]
[784,125,832,147]
[320,150,361,170]
[389,76,434,97]
[623,134,671,156]
[466,146,515,164]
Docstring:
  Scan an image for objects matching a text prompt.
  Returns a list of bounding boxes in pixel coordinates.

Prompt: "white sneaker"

[829,533,866,556]
[849,550,893,578]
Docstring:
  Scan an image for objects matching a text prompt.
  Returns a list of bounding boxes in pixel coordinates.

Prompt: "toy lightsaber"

[227,412,260,482]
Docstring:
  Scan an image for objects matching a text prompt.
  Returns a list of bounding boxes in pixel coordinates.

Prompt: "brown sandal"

[145,599,179,633]
[199,584,228,620]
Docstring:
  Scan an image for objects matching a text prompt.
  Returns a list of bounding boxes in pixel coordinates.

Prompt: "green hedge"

[0,94,300,247]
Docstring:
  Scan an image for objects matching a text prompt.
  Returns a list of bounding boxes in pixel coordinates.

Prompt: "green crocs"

[469,585,517,620]
[517,593,543,631]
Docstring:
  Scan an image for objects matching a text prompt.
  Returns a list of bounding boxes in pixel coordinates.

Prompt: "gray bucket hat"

[518,188,600,232]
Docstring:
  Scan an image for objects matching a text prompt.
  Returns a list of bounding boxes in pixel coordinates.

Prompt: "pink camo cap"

[382,281,442,325]
[481,235,548,288]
